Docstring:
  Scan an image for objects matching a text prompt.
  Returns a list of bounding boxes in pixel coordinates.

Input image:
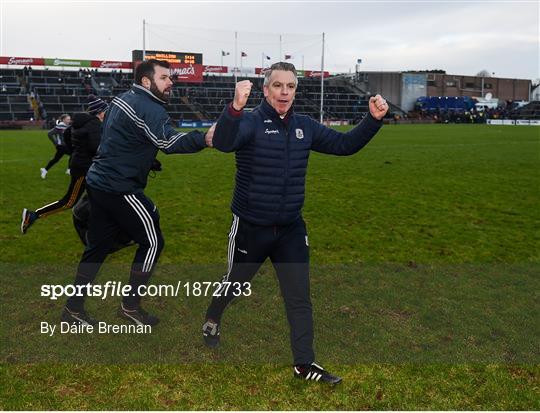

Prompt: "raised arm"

[212,80,255,153]
[311,94,388,155]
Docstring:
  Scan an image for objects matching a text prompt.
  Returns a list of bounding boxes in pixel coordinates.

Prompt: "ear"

[263,85,269,97]
[141,76,151,88]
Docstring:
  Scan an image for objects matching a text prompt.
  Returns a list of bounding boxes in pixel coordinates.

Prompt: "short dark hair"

[135,59,170,85]
[264,62,298,87]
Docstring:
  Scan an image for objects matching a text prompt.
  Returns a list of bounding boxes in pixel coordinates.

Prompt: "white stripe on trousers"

[129,195,159,273]
[217,214,239,295]
[123,194,158,273]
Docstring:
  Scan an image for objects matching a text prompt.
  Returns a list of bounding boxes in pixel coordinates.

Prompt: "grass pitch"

[0,124,539,409]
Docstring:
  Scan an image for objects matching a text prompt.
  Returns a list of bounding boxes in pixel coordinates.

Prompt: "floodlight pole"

[481,76,484,97]
[320,32,325,123]
[143,19,146,59]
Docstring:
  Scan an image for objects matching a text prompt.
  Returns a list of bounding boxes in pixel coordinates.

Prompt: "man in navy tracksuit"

[203,62,388,384]
[62,59,211,326]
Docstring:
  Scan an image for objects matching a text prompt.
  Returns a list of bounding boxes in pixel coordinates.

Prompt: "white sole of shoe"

[21,208,27,234]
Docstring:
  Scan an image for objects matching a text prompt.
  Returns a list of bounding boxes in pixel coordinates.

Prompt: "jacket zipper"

[280,120,290,221]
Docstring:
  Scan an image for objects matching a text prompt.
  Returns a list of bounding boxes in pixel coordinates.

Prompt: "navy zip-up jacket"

[214,99,383,226]
[86,84,207,194]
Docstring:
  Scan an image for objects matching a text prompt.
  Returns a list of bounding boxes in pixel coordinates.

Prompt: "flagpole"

[320,32,325,123]
[261,53,264,75]
[221,52,223,68]
[234,31,238,83]
[279,35,282,61]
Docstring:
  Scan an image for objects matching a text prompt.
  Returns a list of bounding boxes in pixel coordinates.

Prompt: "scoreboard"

[132,50,203,65]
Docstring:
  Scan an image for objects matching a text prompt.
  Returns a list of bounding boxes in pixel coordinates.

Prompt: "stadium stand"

[3,63,538,126]
[512,101,540,120]
[1,67,371,124]
[0,68,36,121]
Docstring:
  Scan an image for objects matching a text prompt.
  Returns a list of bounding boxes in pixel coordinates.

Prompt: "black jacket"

[214,99,383,226]
[68,112,102,172]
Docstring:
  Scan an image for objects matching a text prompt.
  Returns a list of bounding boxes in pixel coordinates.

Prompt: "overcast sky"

[1,0,538,79]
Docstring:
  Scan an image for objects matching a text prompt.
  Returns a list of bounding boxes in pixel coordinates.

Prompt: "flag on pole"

[222,51,230,56]
[241,51,247,57]
[284,54,292,60]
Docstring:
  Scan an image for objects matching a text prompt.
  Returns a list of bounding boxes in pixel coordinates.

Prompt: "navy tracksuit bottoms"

[66,186,164,311]
[206,214,314,365]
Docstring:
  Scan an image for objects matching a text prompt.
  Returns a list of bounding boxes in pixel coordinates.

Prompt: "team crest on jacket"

[295,128,304,139]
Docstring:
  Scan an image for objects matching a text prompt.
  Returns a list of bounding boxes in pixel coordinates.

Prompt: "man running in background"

[21,96,108,234]
[41,113,72,178]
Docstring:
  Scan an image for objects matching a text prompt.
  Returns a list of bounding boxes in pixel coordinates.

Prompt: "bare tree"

[476,70,492,77]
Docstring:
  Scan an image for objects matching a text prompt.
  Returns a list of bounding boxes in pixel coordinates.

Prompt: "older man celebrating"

[203,62,388,384]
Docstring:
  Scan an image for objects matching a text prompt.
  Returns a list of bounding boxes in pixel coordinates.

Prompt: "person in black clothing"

[41,113,72,179]
[21,95,108,234]
[202,62,388,384]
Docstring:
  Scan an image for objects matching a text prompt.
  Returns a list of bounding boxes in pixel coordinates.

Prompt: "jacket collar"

[259,98,293,124]
[132,84,168,105]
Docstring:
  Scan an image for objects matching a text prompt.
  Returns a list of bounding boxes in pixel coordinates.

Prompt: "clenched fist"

[369,94,389,120]
[232,80,253,111]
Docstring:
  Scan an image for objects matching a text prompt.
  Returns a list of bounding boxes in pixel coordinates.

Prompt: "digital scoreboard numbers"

[132,50,202,65]
[183,54,197,64]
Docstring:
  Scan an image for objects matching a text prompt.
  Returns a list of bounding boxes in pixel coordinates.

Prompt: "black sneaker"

[21,208,38,234]
[294,362,342,385]
[61,306,98,326]
[202,319,220,348]
[118,303,160,326]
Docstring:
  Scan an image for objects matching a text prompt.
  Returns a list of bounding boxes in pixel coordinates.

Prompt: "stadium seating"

[513,101,540,119]
[0,69,35,121]
[1,67,369,124]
